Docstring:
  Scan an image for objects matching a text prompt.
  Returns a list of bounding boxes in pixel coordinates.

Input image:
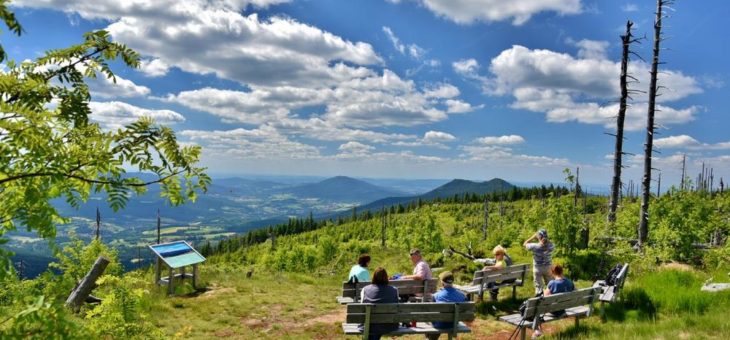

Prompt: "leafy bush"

[1,296,82,339]
[84,275,163,339]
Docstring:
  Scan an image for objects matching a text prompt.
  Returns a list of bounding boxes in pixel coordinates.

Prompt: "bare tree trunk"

[574,167,580,207]
[381,206,386,247]
[638,0,667,248]
[66,256,109,313]
[657,172,662,196]
[482,197,488,241]
[609,21,634,224]
[680,154,686,190]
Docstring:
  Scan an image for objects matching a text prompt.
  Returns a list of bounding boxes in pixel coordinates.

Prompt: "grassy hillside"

[2,191,730,339]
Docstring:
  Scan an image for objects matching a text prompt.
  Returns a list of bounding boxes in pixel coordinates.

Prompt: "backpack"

[605,264,623,286]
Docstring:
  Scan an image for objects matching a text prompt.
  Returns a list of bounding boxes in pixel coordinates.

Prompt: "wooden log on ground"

[65,256,110,313]
[702,283,730,292]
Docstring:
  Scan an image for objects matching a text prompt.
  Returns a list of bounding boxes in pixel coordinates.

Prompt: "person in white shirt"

[400,248,432,280]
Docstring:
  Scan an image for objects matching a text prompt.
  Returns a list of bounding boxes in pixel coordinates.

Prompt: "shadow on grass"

[553,324,597,339]
[475,296,524,316]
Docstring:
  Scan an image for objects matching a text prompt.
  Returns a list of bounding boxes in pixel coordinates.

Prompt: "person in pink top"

[401,248,432,280]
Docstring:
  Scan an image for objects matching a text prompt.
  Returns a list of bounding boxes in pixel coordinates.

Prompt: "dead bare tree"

[608,21,637,223]
[680,154,687,190]
[482,197,488,241]
[639,0,671,248]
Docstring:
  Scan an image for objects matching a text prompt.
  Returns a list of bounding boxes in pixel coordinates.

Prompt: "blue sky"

[6,0,730,188]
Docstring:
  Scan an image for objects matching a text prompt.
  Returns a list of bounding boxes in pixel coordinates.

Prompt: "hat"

[409,248,421,256]
[439,271,455,284]
[538,229,548,239]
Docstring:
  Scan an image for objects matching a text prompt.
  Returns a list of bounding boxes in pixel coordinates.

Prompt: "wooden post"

[155,258,161,285]
[65,256,109,313]
[168,266,174,295]
[192,264,198,289]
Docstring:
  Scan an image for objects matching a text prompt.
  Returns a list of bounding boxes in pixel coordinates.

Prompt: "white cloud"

[445,99,480,114]
[338,141,375,153]
[167,70,466,128]
[139,58,170,77]
[17,0,382,88]
[568,39,610,60]
[476,135,525,145]
[180,126,322,160]
[392,0,582,25]
[655,135,730,150]
[89,101,185,130]
[621,3,639,12]
[382,26,405,54]
[457,45,702,130]
[423,130,456,142]
[452,58,480,75]
[424,83,460,99]
[88,74,151,99]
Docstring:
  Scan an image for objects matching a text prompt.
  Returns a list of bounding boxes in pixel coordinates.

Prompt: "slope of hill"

[359,178,515,211]
[283,176,406,203]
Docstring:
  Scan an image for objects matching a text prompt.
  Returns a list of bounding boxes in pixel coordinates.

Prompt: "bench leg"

[512,285,517,300]
[575,317,580,328]
[520,327,526,340]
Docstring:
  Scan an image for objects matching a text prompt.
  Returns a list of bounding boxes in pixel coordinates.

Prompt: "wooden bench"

[342,302,475,339]
[499,286,602,340]
[336,279,438,304]
[593,263,629,303]
[454,264,528,301]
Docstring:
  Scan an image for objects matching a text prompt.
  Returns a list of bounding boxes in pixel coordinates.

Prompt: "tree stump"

[65,256,110,313]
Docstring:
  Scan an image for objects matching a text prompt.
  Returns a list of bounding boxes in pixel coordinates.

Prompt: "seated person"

[360,267,399,340]
[533,264,574,338]
[348,253,371,283]
[427,271,466,340]
[482,245,513,301]
[398,248,433,302]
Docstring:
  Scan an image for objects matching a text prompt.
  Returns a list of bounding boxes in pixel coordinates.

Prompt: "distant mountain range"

[358,178,515,211]
[282,176,405,203]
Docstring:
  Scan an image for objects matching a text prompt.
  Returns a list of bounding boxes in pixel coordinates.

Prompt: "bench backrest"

[341,279,439,301]
[346,302,475,339]
[615,263,629,290]
[471,264,528,285]
[522,286,601,320]
[346,302,475,323]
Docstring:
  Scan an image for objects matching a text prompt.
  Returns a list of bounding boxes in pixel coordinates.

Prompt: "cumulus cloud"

[423,130,456,142]
[476,135,525,145]
[338,141,375,153]
[180,126,321,160]
[457,45,702,130]
[89,101,185,130]
[390,0,582,25]
[88,74,151,99]
[138,58,170,77]
[655,135,730,150]
[445,99,480,114]
[167,70,471,128]
[17,0,382,88]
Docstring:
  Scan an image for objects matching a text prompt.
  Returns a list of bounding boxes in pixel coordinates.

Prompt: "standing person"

[401,248,432,281]
[360,267,399,340]
[348,254,371,283]
[426,271,466,340]
[532,264,574,338]
[523,229,554,295]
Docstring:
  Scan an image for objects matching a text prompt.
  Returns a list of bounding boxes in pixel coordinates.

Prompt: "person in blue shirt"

[532,264,575,338]
[427,271,466,340]
[348,254,371,283]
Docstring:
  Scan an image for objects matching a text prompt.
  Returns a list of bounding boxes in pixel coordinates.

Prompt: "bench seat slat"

[499,306,591,327]
[342,322,471,335]
[346,312,475,323]
[346,303,474,314]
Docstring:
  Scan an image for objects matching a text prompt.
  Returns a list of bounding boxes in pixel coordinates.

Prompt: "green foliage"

[628,269,730,315]
[543,194,582,255]
[45,238,123,299]
[0,6,209,280]
[559,248,613,281]
[84,276,163,339]
[2,296,82,339]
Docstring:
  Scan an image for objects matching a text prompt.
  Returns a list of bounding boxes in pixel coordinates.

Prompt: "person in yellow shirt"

[482,245,513,301]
